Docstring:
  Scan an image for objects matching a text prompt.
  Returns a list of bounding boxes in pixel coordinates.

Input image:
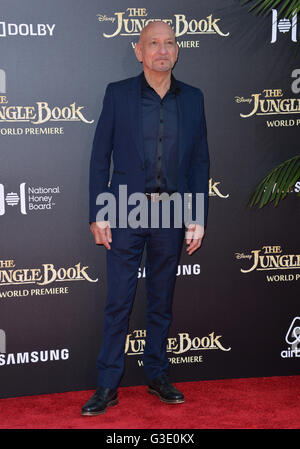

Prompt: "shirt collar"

[141,71,180,95]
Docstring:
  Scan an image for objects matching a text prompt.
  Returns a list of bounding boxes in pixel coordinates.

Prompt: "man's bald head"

[134,21,178,73]
[138,21,176,44]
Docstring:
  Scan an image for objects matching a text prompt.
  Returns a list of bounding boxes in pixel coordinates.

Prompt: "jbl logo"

[0,183,27,215]
[0,68,6,93]
[271,9,297,43]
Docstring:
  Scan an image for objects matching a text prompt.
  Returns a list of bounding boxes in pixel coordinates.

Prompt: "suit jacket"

[89,72,210,228]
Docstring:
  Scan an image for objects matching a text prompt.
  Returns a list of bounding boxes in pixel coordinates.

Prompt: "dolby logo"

[0,21,55,37]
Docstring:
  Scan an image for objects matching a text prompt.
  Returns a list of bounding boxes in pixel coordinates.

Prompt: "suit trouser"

[96,202,185,389]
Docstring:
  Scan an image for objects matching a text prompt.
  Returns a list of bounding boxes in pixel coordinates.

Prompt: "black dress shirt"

[141,72,180,194]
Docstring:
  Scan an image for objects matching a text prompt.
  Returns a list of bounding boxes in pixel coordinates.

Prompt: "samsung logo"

[0,348,69,366]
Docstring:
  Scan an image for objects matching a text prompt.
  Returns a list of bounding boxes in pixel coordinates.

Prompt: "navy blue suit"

[89,72,209,389]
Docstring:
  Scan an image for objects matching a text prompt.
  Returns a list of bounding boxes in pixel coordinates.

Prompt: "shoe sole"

[81,398,119,416]
[147,387,185,404]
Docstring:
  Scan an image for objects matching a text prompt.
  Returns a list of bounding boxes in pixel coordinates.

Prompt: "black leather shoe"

[81,387,118,416]
[148,374,184,404]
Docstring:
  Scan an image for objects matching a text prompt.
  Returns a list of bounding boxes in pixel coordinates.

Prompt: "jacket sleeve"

[188,89,210,228]
[89,83,114,223]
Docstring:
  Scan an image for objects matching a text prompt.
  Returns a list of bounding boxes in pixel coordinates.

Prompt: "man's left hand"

[185,224,205,255]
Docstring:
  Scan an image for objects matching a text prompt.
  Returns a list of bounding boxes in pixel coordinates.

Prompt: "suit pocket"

[113,169,126,175]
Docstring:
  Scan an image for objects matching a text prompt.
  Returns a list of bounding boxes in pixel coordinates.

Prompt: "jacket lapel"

[128,72,145,167]
[175,89,185,168]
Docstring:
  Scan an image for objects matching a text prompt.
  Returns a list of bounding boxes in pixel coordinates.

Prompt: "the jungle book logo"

[96,7,229,47]
[209,178,229,199]
[235,67,300,128]
[235,245,300,282]
[125,329,231,366]
[0,259,98,299]
[234,87,300,128]
[0,69,94,136]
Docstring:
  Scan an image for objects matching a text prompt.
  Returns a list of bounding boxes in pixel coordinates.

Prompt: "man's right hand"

[90,221,112,250]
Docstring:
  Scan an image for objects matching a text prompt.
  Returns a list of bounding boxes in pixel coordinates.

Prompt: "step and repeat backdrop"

[0,0,299,398]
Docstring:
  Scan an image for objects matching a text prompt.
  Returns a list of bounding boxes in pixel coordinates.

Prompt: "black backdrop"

[0,0,299,398]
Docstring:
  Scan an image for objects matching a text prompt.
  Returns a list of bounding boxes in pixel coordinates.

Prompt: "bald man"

[82,22,209,416]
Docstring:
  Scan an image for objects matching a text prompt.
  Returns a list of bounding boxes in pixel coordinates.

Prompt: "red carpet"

[0,376,299,429]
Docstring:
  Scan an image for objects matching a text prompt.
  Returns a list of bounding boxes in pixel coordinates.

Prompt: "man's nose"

[158,44,168,54]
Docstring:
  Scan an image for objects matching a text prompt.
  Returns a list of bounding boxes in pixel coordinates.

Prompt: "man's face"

[135,23,178,73]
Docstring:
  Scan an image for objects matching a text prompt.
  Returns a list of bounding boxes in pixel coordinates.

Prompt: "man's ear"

[175,42,179,62]
[134,42,142,62]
